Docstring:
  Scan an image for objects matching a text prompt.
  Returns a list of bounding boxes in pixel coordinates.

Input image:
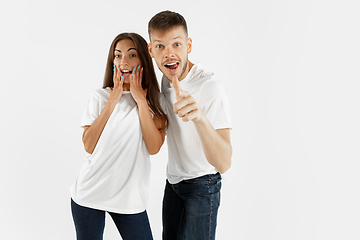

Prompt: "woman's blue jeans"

[71,199,153,240]
[162,172,222,240]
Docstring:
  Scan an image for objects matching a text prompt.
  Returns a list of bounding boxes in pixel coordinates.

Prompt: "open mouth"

[121,69,133,77]
[164,62,179,72]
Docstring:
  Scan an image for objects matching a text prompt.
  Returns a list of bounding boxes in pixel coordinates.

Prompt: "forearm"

[171,76,232,172]
[138,102,165,155]
[194,115,232,174]
[82,100,117,154]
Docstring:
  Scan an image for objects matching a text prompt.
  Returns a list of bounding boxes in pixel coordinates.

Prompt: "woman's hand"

[83,66,123,154]
[132,65,165,155]
[130,65,147,105]
[108,65,124,103]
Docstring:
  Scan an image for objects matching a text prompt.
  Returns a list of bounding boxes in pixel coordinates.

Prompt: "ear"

[187,38,192,54]
[148,43,154,58]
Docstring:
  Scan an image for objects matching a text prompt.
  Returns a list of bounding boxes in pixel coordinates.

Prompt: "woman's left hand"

[130,65,147,104]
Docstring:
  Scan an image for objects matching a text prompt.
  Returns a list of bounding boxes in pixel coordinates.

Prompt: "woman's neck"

[123,83,130,91]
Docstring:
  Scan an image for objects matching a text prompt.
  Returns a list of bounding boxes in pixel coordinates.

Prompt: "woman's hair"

[103,32,168,129]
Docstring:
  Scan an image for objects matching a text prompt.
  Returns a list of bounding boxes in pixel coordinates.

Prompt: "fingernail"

[138,65,141,70]
[131,74,133,77]
[106,87,109,90]
[134,67,136,71]
[121,76,123,79]
[113,65,115,71]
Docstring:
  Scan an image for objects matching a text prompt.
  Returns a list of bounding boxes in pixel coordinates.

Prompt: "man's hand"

[172,76,203,123]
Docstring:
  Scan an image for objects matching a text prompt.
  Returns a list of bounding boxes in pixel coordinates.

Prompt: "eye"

[130,54,136,58]
[156,45,164,49]
[174,43,181,47]
[115,54,121,58]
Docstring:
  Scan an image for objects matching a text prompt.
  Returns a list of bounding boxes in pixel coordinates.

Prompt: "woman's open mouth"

[121,69,133,77]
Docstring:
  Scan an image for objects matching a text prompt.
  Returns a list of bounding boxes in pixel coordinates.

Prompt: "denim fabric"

[71,199,153,240]
[162,173,222,240]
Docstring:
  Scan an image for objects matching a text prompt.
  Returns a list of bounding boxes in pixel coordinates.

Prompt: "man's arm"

[172,77,232,173]
[194,119,232,174]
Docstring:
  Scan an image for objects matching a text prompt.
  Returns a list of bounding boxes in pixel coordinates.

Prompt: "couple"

[70,10,232,240]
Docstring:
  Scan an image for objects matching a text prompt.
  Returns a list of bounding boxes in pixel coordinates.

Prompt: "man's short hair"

[148,10,188,39]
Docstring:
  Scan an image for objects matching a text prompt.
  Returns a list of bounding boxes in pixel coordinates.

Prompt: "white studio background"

[0,0,359,239]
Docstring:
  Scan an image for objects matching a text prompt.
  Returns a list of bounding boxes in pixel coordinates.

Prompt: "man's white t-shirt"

[70,89,150,214]
[161,63,232,184]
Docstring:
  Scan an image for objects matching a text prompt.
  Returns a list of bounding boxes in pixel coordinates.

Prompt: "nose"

[120,55,129,67]
[164,48,175,59]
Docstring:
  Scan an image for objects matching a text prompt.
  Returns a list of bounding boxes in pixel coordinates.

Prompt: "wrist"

[192,111,206,124]
[106,99,118,108]
[137,100,148,109]
[137,101,152,118]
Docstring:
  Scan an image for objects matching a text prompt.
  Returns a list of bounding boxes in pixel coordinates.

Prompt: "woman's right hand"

[108,65,124,103]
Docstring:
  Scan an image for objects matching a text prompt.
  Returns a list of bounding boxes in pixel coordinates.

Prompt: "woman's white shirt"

[70,88,150,214]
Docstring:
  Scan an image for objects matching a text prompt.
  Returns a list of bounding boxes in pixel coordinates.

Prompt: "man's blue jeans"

[162,172,222,240]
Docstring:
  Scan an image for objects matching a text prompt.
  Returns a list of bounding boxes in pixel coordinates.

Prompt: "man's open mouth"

[164,62,179,71]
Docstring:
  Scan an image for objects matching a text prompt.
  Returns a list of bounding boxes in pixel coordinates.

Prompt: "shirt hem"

[167,169,218,184]
[213,125,232,130]
[70,196,146,214]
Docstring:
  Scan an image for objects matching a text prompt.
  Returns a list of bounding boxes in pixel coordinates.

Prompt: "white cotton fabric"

[70,88,150,214]
[161,63,232,184]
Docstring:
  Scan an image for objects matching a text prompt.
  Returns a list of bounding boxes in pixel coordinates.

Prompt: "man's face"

[148,26,192,81]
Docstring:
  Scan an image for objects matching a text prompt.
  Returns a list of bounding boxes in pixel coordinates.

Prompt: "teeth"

[122,70,130,72]
[166,62,177,66]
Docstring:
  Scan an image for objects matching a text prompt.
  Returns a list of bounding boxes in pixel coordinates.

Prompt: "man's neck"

[176,61,194,82]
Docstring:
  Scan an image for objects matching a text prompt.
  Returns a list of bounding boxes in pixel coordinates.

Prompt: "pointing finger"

[172,76,182,100]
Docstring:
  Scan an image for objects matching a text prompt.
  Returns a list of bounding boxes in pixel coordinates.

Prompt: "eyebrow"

[153,36,182,43]
[114,47,137,52]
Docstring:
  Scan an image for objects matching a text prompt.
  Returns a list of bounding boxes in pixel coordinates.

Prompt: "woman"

[70,32,167,240]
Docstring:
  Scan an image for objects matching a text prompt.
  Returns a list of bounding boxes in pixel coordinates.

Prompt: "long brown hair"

[103,32,168,128]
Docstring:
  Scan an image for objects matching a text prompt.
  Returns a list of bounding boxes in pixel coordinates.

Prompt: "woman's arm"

[138,103,166,155]
[82,67,124,154]
[82,100,117,154]
[130,66,166,155]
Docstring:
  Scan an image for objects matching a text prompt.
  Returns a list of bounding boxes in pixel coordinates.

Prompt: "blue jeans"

[71,199,153,240]
[162,173,222,240]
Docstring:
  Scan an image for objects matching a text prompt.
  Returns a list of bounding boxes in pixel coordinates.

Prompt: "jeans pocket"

[208,178,221,198]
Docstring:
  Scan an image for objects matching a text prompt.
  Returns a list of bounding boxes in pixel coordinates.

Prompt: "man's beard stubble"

[177,58,188,80]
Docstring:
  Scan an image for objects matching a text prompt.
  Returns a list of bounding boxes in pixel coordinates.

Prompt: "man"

[148,10,232,240]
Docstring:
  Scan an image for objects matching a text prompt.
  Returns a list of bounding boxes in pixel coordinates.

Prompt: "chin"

[164,73,177,81]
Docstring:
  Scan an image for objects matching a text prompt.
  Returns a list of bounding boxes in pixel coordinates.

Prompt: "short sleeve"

[199,80,232,130]
[80,91,101,128]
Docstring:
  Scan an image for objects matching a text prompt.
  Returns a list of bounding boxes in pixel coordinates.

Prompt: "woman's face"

[113,39,142,84]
